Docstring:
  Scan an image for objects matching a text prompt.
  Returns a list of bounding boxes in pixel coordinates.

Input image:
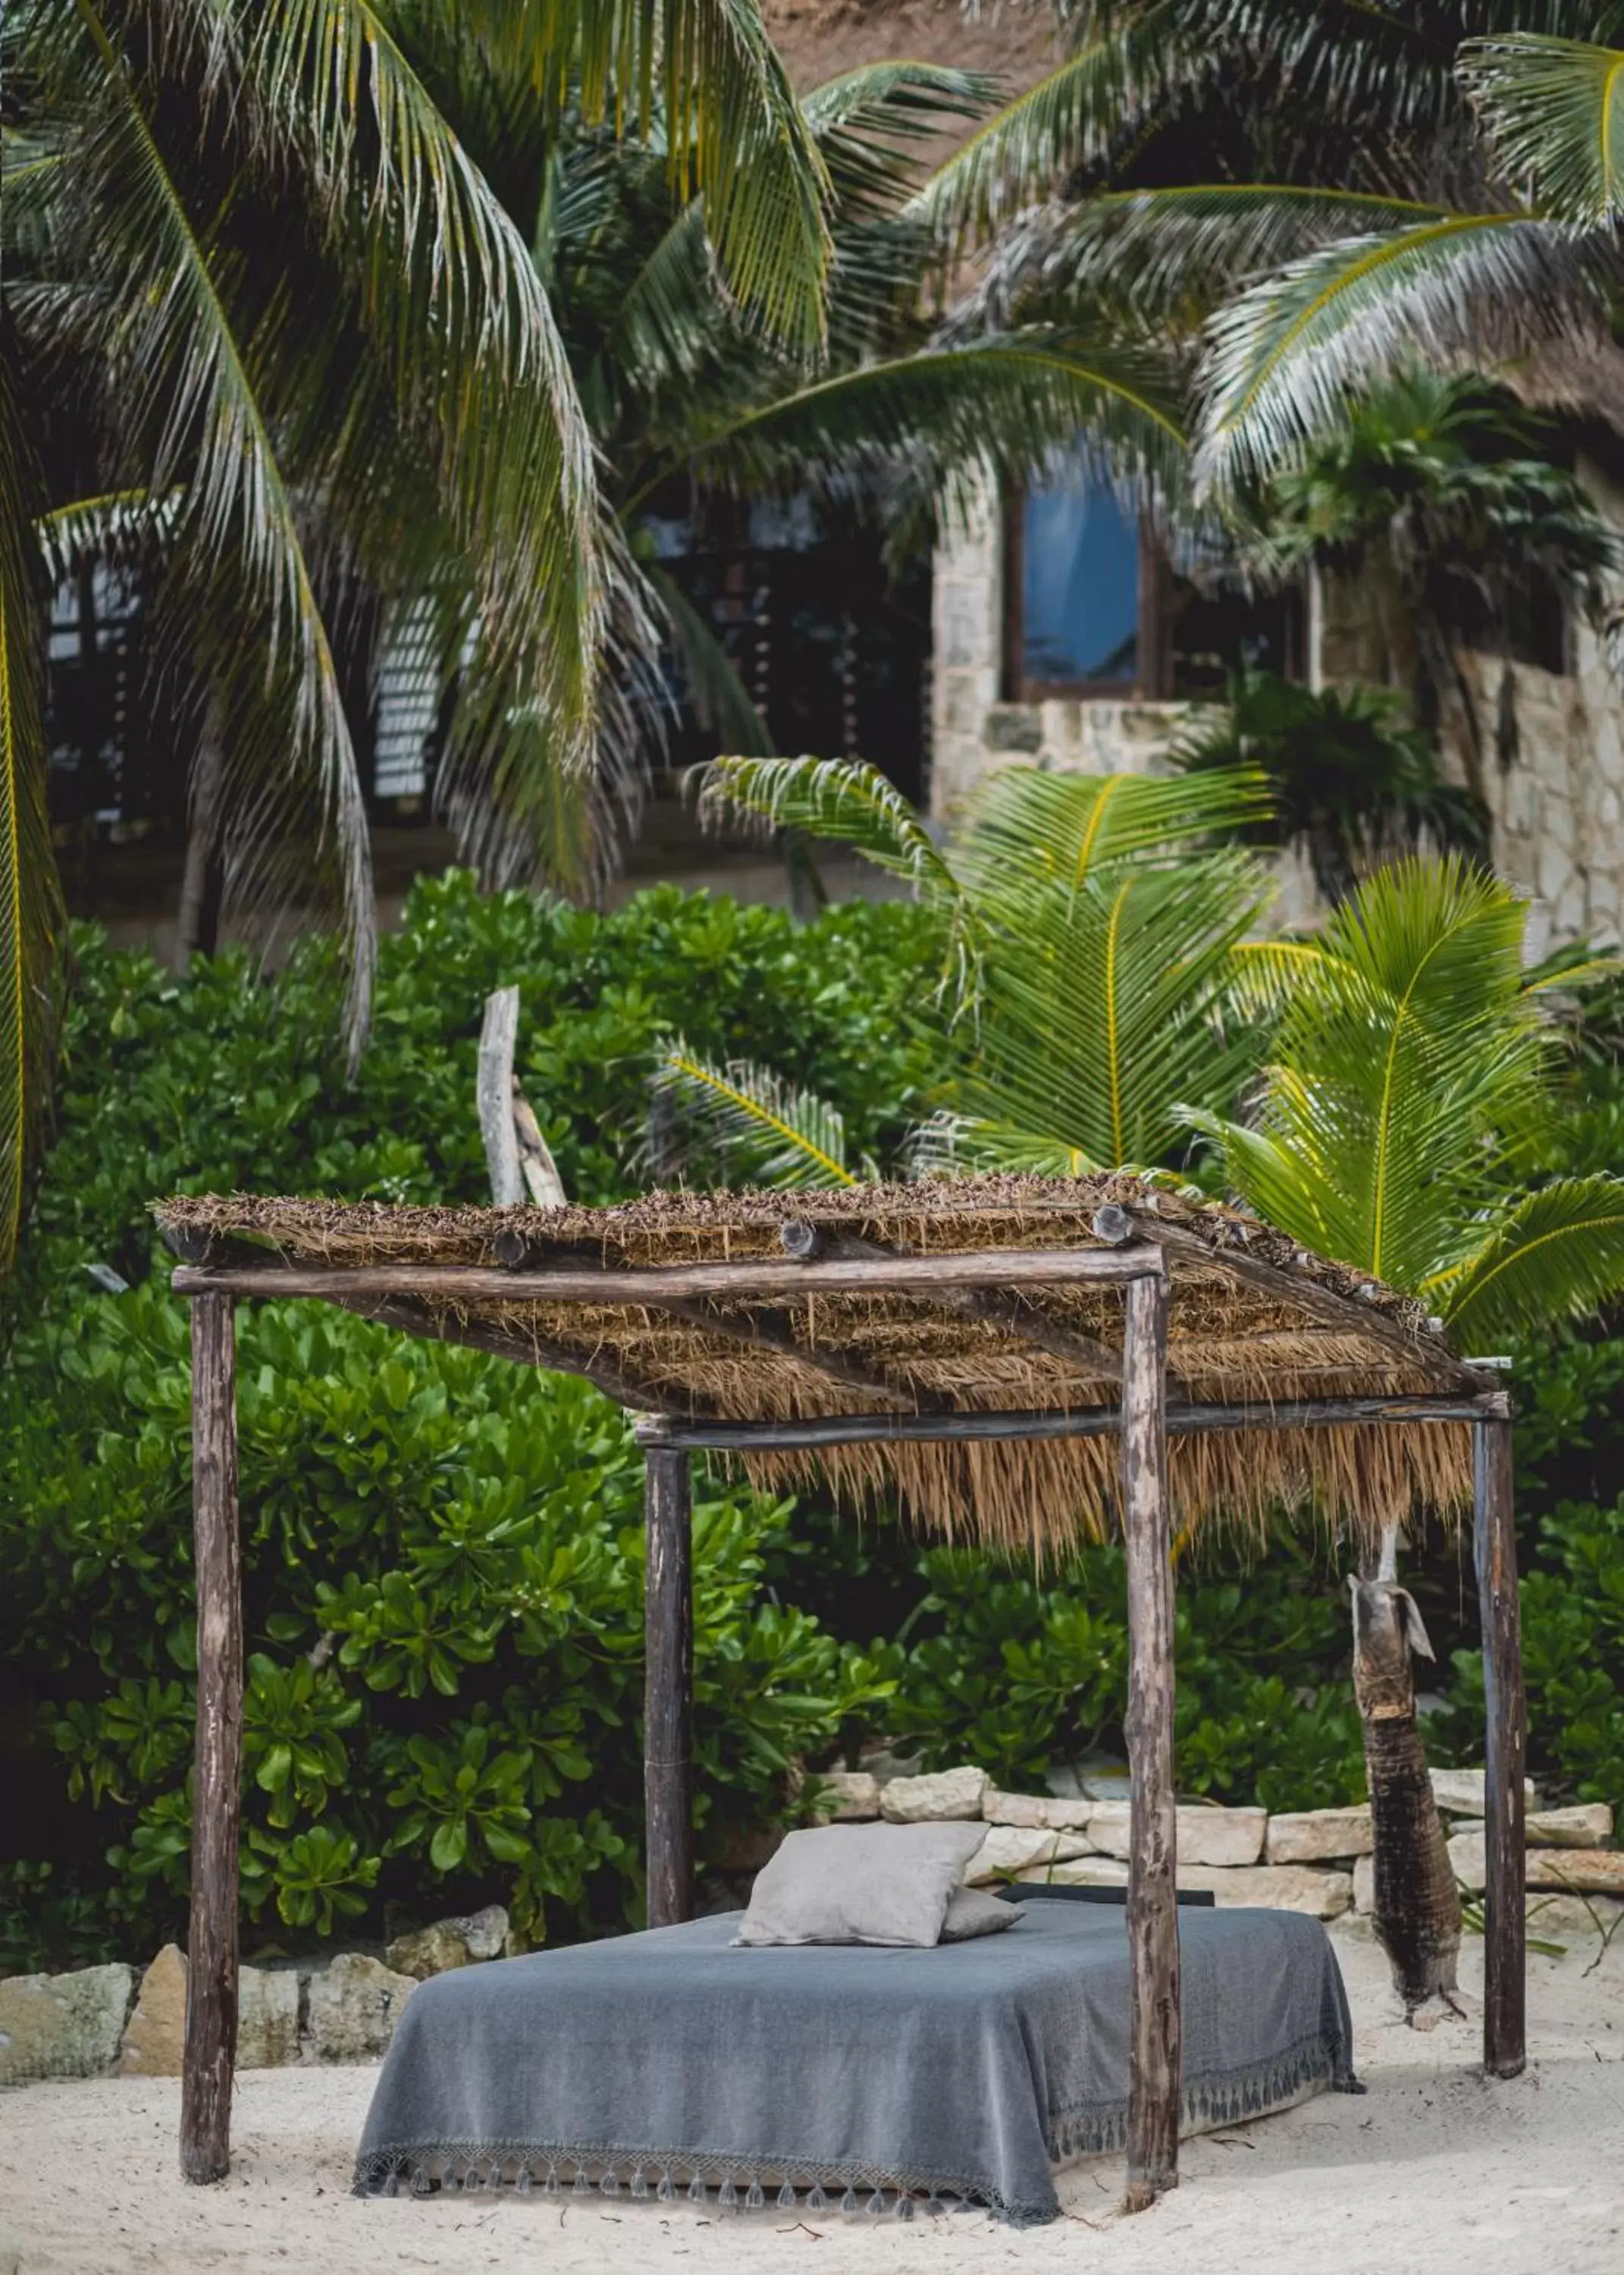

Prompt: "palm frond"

[908,1109,1105,1180]
[1441,1173,1624,1341]
[907,5,1174,246]
[951,763,1272,899]
[649,1040,857,1189]
[58,0,377,1054]
[35,488,181,585]
[239,0,607,752]
[1459,33,1624,227]
[803,61,999,221]
[1195,212,1607,488]
[953,853,1273,1170]
[695,754,960,895]
[1199,857,1563,1291]
[667,331,1186,524]
[0,338,60,1276]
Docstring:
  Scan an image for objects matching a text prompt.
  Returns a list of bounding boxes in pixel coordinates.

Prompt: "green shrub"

[2,1285,892,1967]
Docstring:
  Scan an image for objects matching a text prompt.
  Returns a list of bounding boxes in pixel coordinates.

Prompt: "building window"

[1002,475,1301,702]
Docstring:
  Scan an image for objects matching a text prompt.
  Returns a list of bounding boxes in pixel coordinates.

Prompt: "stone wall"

[929,479,1624,949]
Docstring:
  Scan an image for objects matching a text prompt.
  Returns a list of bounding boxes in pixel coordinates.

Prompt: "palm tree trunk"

[1349,1572,1462,2016]
[177,716,224,965]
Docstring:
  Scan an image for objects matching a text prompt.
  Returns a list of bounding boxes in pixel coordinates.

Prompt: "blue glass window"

[1020,478,1140,686]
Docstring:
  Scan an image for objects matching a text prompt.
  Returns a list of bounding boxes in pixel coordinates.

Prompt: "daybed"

[353,1897,1358,2226]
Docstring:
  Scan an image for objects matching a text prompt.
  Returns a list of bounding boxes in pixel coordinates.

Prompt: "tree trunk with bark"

[1349,1573,1463,2018]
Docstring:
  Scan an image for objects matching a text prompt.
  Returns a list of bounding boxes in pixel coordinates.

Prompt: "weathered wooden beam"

[633,1389,1510,1454]
[492,1232,942,1410]
[324,1291,676,1414]
[181,1291,241,2184]
[170,1244,1166,1307]
[1475,1416,1526,2079]
[779,1219,1127,1380]
[1138,1219,1480,1392]
[1121,1269,1180,2214]
[644,1447,694,1929]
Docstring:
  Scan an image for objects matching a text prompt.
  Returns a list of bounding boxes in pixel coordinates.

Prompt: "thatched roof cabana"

[156,1173,1493,1553]
[152,1175,1526,2213]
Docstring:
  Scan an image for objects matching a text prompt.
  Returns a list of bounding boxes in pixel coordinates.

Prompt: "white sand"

[5,1921,1622,2275]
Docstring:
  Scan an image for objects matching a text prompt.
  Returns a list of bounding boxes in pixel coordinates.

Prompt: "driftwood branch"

[478,987,524,1207]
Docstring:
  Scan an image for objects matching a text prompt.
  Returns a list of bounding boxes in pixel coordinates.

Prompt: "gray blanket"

[354,1900,1357,2224]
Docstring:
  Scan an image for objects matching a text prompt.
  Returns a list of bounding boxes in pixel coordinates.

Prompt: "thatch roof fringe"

[155,1173,1488,1553]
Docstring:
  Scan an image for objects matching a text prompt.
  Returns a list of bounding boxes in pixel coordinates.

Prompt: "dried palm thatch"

[155,1172,1491,1557]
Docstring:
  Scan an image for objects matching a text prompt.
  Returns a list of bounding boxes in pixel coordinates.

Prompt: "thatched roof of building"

[155,1175,1493,1556]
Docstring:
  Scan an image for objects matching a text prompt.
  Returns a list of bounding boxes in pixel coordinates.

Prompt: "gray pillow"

[939,1885,1020,1942]
[734,1821,986,1947]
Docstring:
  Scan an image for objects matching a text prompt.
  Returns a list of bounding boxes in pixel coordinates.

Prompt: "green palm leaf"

[907,6,1174,245]
[663,331,1185,518]
[63,0,377,1051]
[0,344,59,1276]
[956,852,1274,1171]
[1196,857,1565,1291]
[696,755,959,896]
[1459,33,1624,226]
[1195,211,1593,487]
[650,1041,857,1189]
[951,763,1271,900]
[1441,1175,1624,1341]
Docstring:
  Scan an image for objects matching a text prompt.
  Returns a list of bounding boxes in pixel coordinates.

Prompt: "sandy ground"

[4,1920,1622,2275]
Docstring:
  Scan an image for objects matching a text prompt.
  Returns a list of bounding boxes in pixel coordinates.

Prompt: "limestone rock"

[117,1944,187,2076]
[982,1788,1093,1833]
[305,1953,416,2062]
[386,1903,508,1980]
[1449,1828,1487,1891]
[1525,1803,1614,1847]
[856,1746,923,1786]
[808,1771,882,1822]
[1087,1803,1267,1868]
[1177,1865,1353,1919]
[1265,1806,1374,1864]
[879,1765,987,1823]
[1429,1767,1536,1817]
[1528,1848,1624,1896]
[1015,1856,1130,1888]
[0,1963,133,2085]
[239,1966,300,2069]
[1353,1854,1375,1913]
[964,1827,1093,1884]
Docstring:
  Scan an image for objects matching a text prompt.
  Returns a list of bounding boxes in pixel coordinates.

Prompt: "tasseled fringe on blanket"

[1046,2037,1363,2164]
[353,2040,1361,2226]
[354,2148,989,2220]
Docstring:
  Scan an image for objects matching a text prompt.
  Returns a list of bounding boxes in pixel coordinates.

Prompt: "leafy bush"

[2,1285,892,1966]
[1,875,936,1969]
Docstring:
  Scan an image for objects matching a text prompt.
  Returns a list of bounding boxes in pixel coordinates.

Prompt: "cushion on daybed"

[732,1820,986,1948]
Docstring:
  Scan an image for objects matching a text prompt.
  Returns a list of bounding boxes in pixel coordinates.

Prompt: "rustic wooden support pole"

[1475,1415,1526,2079]
[181,1291,242,2184]
[644,1446,694,1929]
[1121,1266,1180,2213]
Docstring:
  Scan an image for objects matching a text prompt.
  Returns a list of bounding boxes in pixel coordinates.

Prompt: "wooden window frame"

[1002,481,1168,704]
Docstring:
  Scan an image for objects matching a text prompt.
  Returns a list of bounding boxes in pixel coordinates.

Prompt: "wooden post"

[1475,1416,1525,2078]
[478,984,523,1206]
[1121,1266,1180,2211]
[644,1447,694,1928]
[181,1291,242,2183]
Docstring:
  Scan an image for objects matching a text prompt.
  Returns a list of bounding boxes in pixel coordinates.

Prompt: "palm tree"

[920,6,1624,489]
[0,0,842,1275]
[1190,853,1624,1343]
[654,756,1277,1183]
